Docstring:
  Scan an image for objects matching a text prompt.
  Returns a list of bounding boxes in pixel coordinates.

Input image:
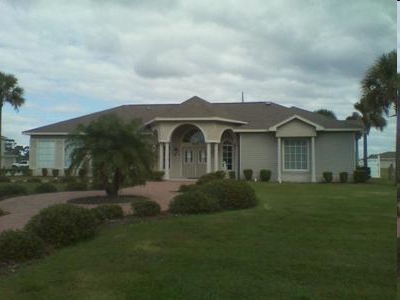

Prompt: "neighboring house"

[23,96,363,182]
[367,152,395,169]
[0,136,17,168]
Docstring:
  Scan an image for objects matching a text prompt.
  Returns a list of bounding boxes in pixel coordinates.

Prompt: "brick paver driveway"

[0,181,192,233]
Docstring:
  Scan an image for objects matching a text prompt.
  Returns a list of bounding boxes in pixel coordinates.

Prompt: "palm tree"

[353,99,386,168]
[314,109,337,119]
[361,50,396,115]
[0,72,25,169]
[68,114,155,196]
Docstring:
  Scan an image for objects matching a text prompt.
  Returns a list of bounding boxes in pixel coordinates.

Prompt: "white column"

[165,142,170,179]
[158,143,163,171]
[311,136,316,183]
[206,142,211,173]
[214,143,219,172]
[277,137,282,183]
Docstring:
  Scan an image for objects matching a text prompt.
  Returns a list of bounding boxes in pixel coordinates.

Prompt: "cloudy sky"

[0,0,396,156]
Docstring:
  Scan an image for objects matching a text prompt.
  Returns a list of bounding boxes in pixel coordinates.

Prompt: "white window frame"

[222,140,234,171]
[283,139,309,172]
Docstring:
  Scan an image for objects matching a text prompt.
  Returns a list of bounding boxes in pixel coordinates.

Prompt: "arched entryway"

[181,127,207,178]
[169,124,207,179]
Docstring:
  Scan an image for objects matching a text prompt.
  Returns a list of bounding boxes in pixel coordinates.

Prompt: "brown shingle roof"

[23,96,362,135]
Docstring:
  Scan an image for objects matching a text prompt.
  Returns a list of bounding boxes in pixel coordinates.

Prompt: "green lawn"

[0,182,395,299]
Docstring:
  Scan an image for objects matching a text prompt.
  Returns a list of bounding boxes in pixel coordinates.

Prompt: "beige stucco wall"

[240,133,277,180]
[154,121,235,143]
[276,119,316,137]
[315,132,356,182]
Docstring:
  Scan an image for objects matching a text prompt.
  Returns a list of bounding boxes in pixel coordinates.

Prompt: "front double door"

[182,146,207,178]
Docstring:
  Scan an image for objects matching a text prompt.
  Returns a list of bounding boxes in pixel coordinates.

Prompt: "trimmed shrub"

[0,207,6,216]
[42,168,48,177]
[353,169,368,183]
[35,183,58,194]
[339,172,348,183]
[178,184,198,193]
[0,230,46,263]
[0,176,11,183]
[228,171,236,180]
[148,170,165,181]
[132,199,161,217]
[323,172,333,183]
[259,169,271,182]
[92,205,124,222]
[27,177,42,183]
[52,169,59,177]
[243,169,253,181]
[199,179,258,210]
[169,190,221,214]
[196,171,226,185]
[0,184,27,198]
[21,167,32,177]
[60,176,78,184]
[25,204,97,248]
[65,181,87,191]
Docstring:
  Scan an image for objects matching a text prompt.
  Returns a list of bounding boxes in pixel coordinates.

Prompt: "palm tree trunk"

[363,132,368,168]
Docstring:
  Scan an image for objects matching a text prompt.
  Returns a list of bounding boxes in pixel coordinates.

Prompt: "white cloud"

[0,0,396,154]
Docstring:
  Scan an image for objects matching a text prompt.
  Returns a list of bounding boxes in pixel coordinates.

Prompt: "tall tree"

[314,109,337,119]
[359,50,397,180]
[68,114,155,196]
[353,100,386,168]
[0,72,25,169]
[361,50,396,115]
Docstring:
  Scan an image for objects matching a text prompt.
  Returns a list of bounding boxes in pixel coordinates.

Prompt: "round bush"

[353,169,368,183]
[65,181,87,191]
[92,204,124,222]
[25,204,97,248]
[323,172,333,183]
[0,207,6,216]
[35,183,58,194]
[27,177,42,183]
[178,184,198,193]
[132,199,161,217]
[0,184,27,198]
[52,169,60,177]
[243,169,253,181]
[169,190,221,214]
[259,169,271,182]
[339,172,348,183]
[196,171,226,185]
[0,230,46,263]
[60,176,78,184]
[199,179,258,210]
[228,171,236,180]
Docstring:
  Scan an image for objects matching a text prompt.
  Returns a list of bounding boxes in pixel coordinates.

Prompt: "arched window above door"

[182,129,205,144]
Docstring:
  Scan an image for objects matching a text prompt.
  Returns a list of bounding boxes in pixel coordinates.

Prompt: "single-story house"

[23,96,363,182]
[367,152,395,169]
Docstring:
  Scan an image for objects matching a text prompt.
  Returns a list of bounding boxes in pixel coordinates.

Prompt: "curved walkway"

[0,181,192,233]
